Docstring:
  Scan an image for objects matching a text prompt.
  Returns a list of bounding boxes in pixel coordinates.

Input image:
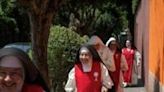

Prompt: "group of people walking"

[65,35,142,92]
[0,35,142,92]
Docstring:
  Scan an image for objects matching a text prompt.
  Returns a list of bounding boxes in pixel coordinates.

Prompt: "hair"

[75,44,102,64]
[0,48,49,92]
[123,39,136,49]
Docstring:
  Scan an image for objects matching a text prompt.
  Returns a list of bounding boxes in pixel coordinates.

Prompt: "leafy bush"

[48,25,88,92]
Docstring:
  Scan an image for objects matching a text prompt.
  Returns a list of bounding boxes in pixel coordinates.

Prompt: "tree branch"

[47,0,64,13]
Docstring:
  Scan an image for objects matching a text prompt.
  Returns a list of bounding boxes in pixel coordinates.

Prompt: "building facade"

[135,0,164,91]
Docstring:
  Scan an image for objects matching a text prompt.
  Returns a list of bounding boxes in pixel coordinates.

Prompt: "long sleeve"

[101,63,114,89]
[100,47,116,72]
[65,68,76,92]
[135,51,142,66]
[120,54,128,71]
[134,51,142,78]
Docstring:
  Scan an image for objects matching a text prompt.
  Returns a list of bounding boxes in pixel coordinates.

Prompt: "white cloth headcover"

[105,37,116,46]
[126,40,130,43]
[0,56,23,68]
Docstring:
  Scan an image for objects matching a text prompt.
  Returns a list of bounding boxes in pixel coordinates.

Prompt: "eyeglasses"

[0,69,23,80]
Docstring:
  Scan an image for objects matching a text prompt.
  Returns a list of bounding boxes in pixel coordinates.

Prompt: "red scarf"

[109,51,121,89]
[75,61,101,92]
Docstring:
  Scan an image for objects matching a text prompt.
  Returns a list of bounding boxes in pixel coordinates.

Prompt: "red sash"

[22,84,43,92]
[75,61,101,92]
[109,51,121,89]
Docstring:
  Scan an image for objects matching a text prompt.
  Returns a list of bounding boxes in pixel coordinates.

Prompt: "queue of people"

[65,35,142,92]
[0,35,142,92]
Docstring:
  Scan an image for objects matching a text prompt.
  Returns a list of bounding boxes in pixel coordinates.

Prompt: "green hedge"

[48,25,88,92]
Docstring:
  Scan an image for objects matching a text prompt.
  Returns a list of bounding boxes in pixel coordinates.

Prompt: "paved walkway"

[124,87,146,92]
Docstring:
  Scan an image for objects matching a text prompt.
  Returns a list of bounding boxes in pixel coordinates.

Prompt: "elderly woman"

[106,37,128,92]
[0,48,49,92]
[65,44,113,92]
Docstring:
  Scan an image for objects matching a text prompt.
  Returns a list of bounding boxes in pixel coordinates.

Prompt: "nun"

[65,44,113,92]
[106,37,128,92]
[0,48,49,92]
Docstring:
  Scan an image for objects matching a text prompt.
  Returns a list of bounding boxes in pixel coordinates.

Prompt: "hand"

[137,58,141,66]
[101,86,108,92]
[137,61,141,66]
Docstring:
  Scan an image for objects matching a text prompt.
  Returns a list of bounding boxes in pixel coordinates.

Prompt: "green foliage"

[0,0,30,46]
[95,2,129,35]
[132,0,140,14]
[0,0,16,16]
[54,0,129,37]
[0,0,141,90]
[48,25,88,91]
[0,0,17,32]
[0,0,17,26]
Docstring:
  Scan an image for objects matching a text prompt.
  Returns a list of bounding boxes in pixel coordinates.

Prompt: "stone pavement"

[124,87,146,92]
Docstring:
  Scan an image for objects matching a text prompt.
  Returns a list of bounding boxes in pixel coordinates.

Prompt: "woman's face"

[0,56,24,92]
[79,47,93,64]
[126,40,131,48]
[109,41,117,50]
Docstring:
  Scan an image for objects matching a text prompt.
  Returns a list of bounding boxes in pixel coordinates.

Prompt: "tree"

[48,25,88,91]
[0,0,30,47]
[18,0,64,87]
[114,0,141,42]
[53,0,129,42]
[17,0,140,88]
[18,0,125,88]
[0,0,17,46]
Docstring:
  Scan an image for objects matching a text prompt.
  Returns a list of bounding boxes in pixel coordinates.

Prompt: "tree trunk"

[28,11,54,87]
[127,0,135,42]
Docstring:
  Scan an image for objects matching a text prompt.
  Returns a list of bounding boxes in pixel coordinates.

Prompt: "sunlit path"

[124,87,146,92]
